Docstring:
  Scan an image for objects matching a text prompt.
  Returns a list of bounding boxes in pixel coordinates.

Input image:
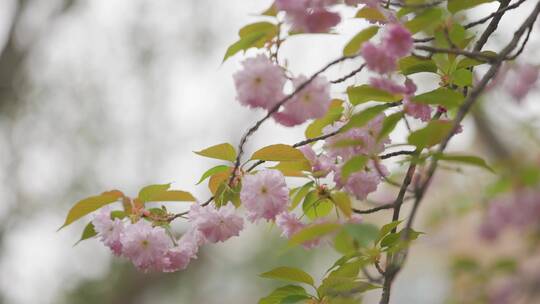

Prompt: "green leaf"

[223,32,268,62]
[399,56,438,75]
[333,230,356,255]
[343,223,380,247]
[280,294,311,304]
[412,88,464,109]
[341,155,368,180]
[435,153,494,173]
[259,285,308,304]
[343,26,379,56]
[223,22,278,62]
[457,51,496,68]
[74,222,97,245]
[272,160,311,177]
[377,111,403,142]
[347,85,401,106]
[447,0,496,14]
[138,183,171,201]
[303,197,333,220]
[408,120,454,148]
[144,190,197,202]
[194,143,237,162]
[138,184,197,202]
[251,144,307,162]
[196,165,230,185]
[451,68,473,87]
[380,233,400,248]
[60,190,123,229]
[319,277,379,297]
[260,267,315,286]
[261,4,278,17]
[289,222,341,247]
[305,99,344,138]
[377,220,402,244]
[239,22,276,40]
[341,104,389,132]
[381,228,423,252]
[404,8,444,34]
[331,192,353,218]
[290,182,314,210]
[111,210,127,219]
[355,6,387,23]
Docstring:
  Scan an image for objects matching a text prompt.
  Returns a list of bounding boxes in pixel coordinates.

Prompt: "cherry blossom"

[273,75,331,127]
[361,42,397,74]
[240,169,289,221]
[276,0,341,33]
[188,204,244,243]
[92,207,125,256]
[381,23,413,58]
[299,145,334,176]
[121,220,172,272]
[233,54,286,110]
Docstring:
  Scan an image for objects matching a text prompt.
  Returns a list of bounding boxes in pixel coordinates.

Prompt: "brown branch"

[353,203,394,214]
[379,150,415,159]
[474,0,511,51]
[331,64,366,84]
[465,0,528,29]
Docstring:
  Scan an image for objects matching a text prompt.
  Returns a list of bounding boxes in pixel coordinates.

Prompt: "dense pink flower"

[361,42,397,74]
[233,54,286,109]
[505,64,539,101]
[163,229,204,272]
[240,169,289,221]
[382,23,413,58]
[276,0,341,33]
[92,207,125,256]
[335,162,388,200]
[404,98,431,122]
[275,0,310,11]
[121,220,172,271]
[188,204,244,243]
[324,115,390,160]
[276,212,305,238]
[275,212,321,249]
[273,75,331,127]
[370,77,407,94]
[299,145,334,176]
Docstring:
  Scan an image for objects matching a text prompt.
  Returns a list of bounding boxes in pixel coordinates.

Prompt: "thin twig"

[331,64,366,84]
[353,203,395,214]
[465,0,528,29]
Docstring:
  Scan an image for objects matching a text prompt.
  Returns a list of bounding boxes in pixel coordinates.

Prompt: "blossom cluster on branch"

[61,0,540,303]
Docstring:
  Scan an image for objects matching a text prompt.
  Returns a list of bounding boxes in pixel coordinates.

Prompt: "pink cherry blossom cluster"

[296,116,390,200]
[275,0,341,33]
[362,23,432,121]
[92,204,244,272]
[234,54,332,127]
[479,188,540,241]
